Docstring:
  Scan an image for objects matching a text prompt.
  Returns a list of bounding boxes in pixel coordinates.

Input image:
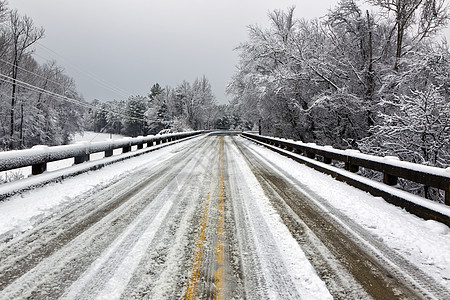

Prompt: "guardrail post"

[383,173,398,186]
[323,157,332,164]
[345,162,359,173]
[122,145,131,153]
[30,145,49,175]
[105,149,113,157]
[345,150,359,173]
[306,152,316,159]
[32,162,47,175]
[137,143,143,150]
[382,156,399,186]
[74,154,89,164]
[74,142,90,165]
[305,143,316,159]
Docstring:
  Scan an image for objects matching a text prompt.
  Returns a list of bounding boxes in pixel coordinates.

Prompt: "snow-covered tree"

[145,84,171,134]
[360,46,450,166]
[123,95,148,137]
[228,5,373,144]
[229,1,449,144]
[6,9,44,147]
[174,77,217,130]
[366,0,449,70]
[0,3,84,149]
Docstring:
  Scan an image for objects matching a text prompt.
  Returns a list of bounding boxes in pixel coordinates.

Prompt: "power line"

[0,57,78,96]
[35,42,131,99]
[0,73,147,122]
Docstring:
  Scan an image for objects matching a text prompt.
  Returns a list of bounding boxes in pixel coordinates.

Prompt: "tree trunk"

[9,77,16,137]
[9,59,18,138]
[19,101,24,149]
[366,10,375,102]
[394,21,404,71]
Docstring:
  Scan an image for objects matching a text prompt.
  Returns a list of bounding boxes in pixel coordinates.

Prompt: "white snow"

[64,181,174,300]
[226,139,333,299]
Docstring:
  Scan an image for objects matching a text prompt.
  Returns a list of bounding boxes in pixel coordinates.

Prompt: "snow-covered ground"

[0,134,448,298]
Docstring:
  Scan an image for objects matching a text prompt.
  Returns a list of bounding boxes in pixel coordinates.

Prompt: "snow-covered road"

[0,133,449,299]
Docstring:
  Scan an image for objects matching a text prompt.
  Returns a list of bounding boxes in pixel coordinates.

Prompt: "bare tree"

[367,0,449,70]
[0,0,9,57]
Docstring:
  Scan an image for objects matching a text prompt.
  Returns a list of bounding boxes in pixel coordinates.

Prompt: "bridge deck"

[0,134,449,299]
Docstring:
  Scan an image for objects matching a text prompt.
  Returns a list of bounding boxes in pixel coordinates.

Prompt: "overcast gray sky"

[9,0,450,104]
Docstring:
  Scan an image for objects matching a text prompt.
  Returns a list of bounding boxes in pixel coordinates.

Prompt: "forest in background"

[84,79,250,138]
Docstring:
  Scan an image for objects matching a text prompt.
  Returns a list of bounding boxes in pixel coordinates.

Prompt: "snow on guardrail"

[241,132,450,226]
[0,131,205,200]
[0,131,204,174]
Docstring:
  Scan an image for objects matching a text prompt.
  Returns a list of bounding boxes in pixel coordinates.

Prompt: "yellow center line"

[185,137,226,300]
[185,190,211,300]
[214,137,226,300]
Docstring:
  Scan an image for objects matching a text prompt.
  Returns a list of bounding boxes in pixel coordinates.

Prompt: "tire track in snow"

[185,135,228,300]
[225,136,332,300]
[0,136,209,291]
[236,136,450,299]
[121,137,221,299]
[63,145,205,299]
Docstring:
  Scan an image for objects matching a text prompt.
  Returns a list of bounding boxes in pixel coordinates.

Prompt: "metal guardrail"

[0,131,204,175]
[242,132,450,225]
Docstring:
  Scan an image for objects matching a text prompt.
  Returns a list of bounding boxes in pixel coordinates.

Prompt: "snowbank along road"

[0,133,449,299]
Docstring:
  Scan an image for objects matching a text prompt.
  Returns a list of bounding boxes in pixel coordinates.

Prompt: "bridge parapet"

[0,131,204,176]
[242,132,450,224]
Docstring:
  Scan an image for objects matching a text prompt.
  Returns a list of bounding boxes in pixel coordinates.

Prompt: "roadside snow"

[72,131,125,143]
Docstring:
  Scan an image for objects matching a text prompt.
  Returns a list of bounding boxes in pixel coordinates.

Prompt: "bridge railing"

[0,131,203,176]
[242,133,450,209]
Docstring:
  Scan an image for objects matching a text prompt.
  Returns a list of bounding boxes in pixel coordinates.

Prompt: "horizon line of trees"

[85,77,251,138]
